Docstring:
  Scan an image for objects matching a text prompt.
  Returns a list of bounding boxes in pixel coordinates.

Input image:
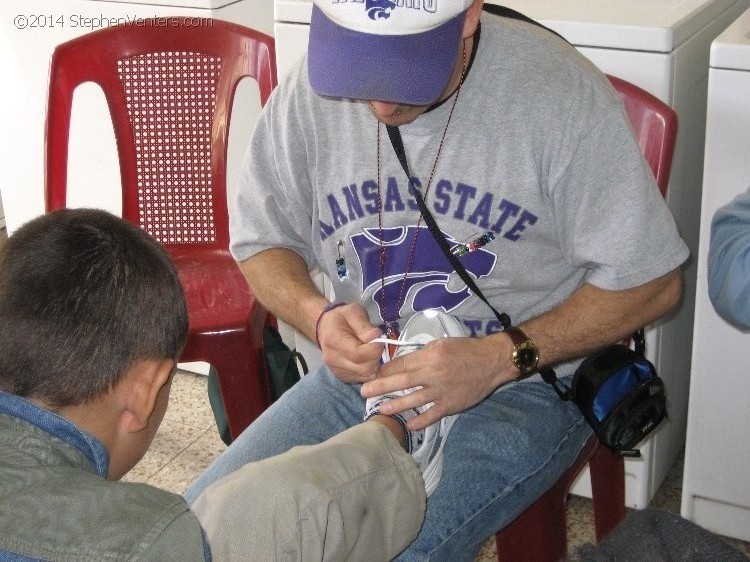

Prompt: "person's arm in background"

[708,186,750,330]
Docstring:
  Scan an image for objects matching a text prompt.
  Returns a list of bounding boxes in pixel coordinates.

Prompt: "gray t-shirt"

[230,14,689,378]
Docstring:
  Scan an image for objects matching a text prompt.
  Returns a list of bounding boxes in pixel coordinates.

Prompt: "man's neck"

[427,24,481,113]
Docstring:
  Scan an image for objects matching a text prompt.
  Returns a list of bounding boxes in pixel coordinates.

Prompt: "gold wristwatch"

[504,326,539,380]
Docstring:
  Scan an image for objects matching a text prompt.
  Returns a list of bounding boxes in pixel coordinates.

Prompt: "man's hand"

[317,303,384,384]
[240,250,384,383]
[360,336,514,431]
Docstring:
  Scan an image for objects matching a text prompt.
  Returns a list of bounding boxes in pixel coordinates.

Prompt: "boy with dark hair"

[0,208,203,560]
[0,209,425,561]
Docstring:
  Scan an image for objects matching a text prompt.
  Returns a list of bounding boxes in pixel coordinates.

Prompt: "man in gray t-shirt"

[187,0,689,558]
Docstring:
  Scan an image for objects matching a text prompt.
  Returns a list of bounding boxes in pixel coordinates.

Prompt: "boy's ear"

[119,359,175,433]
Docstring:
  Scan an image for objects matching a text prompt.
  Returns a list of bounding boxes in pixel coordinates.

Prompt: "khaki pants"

[192,423,426,561]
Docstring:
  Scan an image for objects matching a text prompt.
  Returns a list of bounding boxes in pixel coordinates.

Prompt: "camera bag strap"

[386,124,575,400]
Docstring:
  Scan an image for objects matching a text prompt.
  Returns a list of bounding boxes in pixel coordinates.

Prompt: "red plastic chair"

[494,75,678,561]
[608,75,678,197]
[45,18,278,441]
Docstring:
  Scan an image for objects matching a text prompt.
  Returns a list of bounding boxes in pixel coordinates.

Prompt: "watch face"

[517,346,538,366]
[514,342,539,371]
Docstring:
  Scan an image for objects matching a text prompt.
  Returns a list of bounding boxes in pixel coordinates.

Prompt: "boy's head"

[0,209,188,477]
[0,208,188,404]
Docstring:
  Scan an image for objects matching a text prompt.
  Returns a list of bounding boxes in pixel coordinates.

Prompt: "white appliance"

[0,0,273,234]
[681,8,750,542]
[273,0,748,509]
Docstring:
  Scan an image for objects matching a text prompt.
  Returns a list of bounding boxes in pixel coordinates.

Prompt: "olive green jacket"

[0,392,209,562]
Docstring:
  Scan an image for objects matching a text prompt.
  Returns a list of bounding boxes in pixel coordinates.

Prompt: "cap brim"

[308,4,465,106]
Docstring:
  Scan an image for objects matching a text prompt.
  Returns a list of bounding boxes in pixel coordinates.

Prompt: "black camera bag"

[571,344,667,456]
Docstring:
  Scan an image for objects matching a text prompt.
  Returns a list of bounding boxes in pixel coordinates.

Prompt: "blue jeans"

[185,366,591,561]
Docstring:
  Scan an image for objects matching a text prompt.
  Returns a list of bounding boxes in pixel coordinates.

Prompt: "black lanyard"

[385,124,511,332]
[386,123,577,399]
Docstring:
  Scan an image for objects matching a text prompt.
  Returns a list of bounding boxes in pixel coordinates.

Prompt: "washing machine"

[681,8,750,542]
[0,0,273,234]
[273,0,748,509]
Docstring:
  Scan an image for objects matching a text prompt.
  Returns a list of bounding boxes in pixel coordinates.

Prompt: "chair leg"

[495,478,569,562]
[181,312,272,441]
[589,445,626,541]
[494,437,626,561]
[209,328,271,440]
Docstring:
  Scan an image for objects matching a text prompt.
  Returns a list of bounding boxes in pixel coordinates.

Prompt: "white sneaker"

[365,310,467,496]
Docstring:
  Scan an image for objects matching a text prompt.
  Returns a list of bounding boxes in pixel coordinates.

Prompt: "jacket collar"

[0,392,109,477]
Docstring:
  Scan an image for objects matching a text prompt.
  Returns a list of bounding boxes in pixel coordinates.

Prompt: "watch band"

[504,326,530,347]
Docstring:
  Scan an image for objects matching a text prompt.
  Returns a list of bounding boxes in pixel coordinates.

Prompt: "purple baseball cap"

[308,0,472,105]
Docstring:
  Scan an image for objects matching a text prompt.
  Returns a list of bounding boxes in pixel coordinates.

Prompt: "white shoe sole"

[393,310,466,496]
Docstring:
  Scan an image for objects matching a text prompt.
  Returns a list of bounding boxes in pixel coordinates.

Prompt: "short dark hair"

[0,209,188,407]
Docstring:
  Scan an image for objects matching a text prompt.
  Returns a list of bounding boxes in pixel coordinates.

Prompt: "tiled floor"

[126,370,749,560]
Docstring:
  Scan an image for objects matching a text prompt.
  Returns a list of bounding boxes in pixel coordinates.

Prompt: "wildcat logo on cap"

[333,0,439,22]
[365,0,396,20]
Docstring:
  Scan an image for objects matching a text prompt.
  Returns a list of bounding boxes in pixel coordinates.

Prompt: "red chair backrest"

[607,75,678,198]
[45,17,277,252]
